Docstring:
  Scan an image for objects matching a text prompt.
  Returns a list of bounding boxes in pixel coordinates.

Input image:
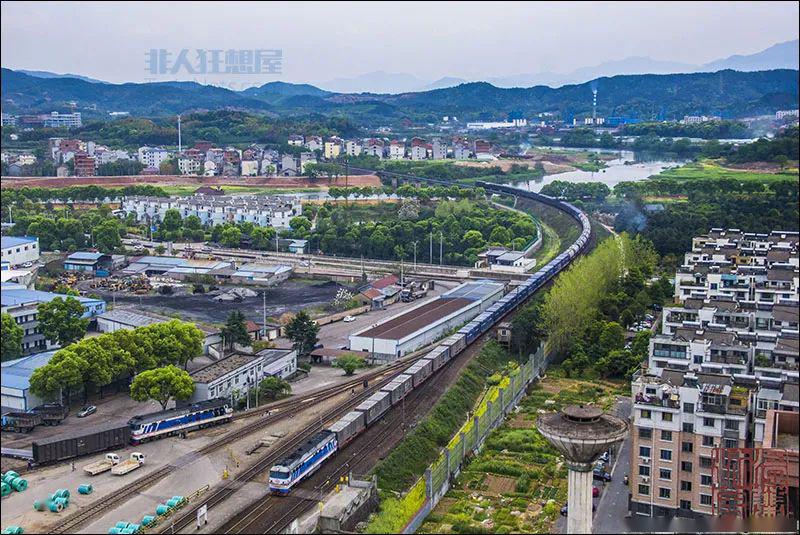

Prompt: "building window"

[680,500,692,510]
[700,494,712,506]
[659,488,671,499]
[682,422,694,433]
[681,461,693,472]
[660,449,672,461]
[724,439,738,449]
[703,417,715,427]
[641,409,652,419]
[682,441,693,453]
[639,484,650,496]
[661,430,673,441]
[702,436,715,447]
[701,474,712,486]
[662,412,673,422]
[639,428,653,439]
[683,402,694,413]
[681,480,692,492]
[639,465,651,477]
[640,446,651,458]
[659,468,671,480]
[700,456,713,469]
[724,420,740,431]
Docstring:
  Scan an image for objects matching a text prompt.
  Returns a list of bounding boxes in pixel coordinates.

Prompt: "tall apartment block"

[630,228,799,519]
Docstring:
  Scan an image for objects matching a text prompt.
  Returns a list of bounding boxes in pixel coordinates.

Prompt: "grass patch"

[653,160,798,182]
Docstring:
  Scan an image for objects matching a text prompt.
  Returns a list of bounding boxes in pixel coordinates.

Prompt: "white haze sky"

[2,0,798,88]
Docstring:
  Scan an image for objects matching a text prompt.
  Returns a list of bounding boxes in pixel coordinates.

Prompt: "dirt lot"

[0,174,381,189]
[90,280,344,325]
[484,474,518,495]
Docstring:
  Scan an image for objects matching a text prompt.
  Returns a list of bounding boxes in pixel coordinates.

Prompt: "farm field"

[418,367,627,534]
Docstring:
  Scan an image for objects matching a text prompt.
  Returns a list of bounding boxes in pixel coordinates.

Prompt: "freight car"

[269,180,593,495]
[32,423,131,465]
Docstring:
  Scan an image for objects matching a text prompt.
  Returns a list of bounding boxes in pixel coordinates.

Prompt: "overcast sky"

[2,1,798,88]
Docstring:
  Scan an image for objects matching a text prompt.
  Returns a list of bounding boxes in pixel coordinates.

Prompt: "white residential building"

[138,146,171,168]
[775,110,799,120]
[363,139,385,159]
[42,112,82,129]
[122,194,302,229]
[241,160,259,176]
[189,349,297,402]
[178,157,202,175]
[453,144,471,160]
[288,135,304,146]
[432,139,447,160]
[345,140,362,157]
[389,141,405,160]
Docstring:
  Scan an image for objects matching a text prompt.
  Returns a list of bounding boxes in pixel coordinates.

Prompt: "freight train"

[267,183,592,494]
[29,398,233,465]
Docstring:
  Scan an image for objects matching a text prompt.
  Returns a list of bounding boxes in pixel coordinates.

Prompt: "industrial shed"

[348,280,503,361]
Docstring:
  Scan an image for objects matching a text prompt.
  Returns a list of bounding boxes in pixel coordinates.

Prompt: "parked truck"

[111,452,145,476]
[30,404,69,426]
[1,412,42,433]
[83,453,121,476]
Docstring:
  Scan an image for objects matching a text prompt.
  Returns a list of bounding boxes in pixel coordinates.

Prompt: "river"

[515,149,684,193]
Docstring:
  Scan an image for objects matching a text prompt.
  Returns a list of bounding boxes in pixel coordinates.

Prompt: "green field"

[651,160,798,182]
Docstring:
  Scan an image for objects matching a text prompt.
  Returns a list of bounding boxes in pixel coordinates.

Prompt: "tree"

[161,208,183,232]
[154,244,166,254]
[92,220,122,253]
[289,216,312,234]
[28,350,85,405]
[334,354,366,376]
[1,313,24,361]
[251,226,276,250]
[37,297,89,347]
[130,365,195,410]
[159,158,178,175]
[222,310,251,348]
[220,226,242,248]
[284,310,319,357]
[258,376,291,401]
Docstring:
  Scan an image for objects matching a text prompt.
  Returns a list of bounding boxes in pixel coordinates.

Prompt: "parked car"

[343,315,356,323]
[593,468,612,482]
[77,406,97,418]
[561,503,597,516]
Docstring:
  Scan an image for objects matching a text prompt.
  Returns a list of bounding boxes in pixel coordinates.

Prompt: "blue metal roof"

[0,284,105,312]
[1,236,38,249]
[1,350,59,392]
[66,251,105,261]
[442,280,504,302]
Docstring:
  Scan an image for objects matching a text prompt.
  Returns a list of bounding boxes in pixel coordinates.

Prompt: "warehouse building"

[95,307,222,355]
[63,252,126,274]
[348,280,504,361]
[121,256,232,277]
[189,348,297,402]
[1,236,40,267]
[1,350,58,411]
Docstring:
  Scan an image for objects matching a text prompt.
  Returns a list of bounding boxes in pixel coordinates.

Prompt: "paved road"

[594,396,633,534]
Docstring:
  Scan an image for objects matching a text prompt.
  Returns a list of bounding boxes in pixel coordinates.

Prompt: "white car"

[343,315,356,323]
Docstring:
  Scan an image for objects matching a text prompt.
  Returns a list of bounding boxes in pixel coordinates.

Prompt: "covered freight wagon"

[325,411,366,447]
[380,374,414,405]
[404,359,433,388]
[32,422,130,465]
[441,334,467,359]
[423,346,448,372]
[354,390,392,425]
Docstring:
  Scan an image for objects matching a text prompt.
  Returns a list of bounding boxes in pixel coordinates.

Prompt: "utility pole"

[412,241,417,272]
[429,232,433,264]
[275,233,279,253]
[439,231,443,266]
[400,256,404,286]
[262,290,267,340]
[177,114,182,154]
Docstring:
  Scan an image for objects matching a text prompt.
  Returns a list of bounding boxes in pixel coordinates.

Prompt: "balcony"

[634,392,681,409]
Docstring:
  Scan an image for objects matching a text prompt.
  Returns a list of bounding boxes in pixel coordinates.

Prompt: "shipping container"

[32,423,130,465]
[325,411,366,447]
[380,374,414,405]
[354,390,392,425]
[441,334,467,357]
[404,359,433,388]
[424,347,448,372]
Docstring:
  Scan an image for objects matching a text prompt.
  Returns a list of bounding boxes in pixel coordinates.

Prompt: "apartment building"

[73,152,96,177]
[324,137,343,160]
[305,136,323,152]
[363,138,384,159]
[344,140,362,157]
[631,228,799,519]
[41,111,82,129]
[389,140,405,160]
[432,139,447,160]
[288,134,304,146]
[121,194,302,229]
[137,146,171,168]
[410,137,427,161]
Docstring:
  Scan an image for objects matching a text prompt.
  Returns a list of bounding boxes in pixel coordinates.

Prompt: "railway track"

[46,351,430,534]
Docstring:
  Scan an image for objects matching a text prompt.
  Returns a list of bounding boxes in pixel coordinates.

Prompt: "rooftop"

[357,297,472,340]
[1,350,59,391]
[1,284,104,308]
[443,280,504,301]
[1,236,38,249]
[191,349,294,384]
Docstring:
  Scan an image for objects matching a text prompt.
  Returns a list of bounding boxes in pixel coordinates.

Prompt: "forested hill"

[2,67,797,122]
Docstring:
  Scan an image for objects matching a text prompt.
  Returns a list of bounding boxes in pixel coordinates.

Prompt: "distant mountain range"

[1,67,797,124]
[319,39,800,93]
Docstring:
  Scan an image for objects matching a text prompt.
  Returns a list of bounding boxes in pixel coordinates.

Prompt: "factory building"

[1,236,40,267]
[348,280,504,361]
[189,349,297,402]
[1,350,58,411]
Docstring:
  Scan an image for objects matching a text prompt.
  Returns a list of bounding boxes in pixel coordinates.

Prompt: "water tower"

[537,405,628,534]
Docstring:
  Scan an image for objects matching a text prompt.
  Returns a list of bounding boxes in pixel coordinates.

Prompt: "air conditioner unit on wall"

[642,476,650,483]
[641,457,651,464]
